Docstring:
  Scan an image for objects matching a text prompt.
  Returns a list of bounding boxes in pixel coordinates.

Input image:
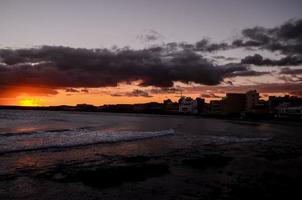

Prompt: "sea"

[0,109,301,200]
[0,109,284,154]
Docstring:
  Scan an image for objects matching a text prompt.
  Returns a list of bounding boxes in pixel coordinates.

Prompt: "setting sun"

[19,98,42,107]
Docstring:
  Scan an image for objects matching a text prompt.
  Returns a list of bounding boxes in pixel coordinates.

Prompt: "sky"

[0,0,302,106]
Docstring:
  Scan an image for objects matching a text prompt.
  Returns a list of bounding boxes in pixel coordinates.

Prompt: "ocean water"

[0,110,176,153]
[0,110,300,168]
[1,109,302,200]
[1,109,301,153]
[0,109,283,155]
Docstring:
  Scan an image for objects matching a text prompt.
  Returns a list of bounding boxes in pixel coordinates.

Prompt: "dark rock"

[182,154,233,170]
[55,162,169,189]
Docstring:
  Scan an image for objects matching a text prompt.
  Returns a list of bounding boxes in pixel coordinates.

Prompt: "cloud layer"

[0,19,301,99]
[237,19,302,66]
[0,46,259,91]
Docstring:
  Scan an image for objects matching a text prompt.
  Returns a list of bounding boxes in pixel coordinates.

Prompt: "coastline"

[1,106,301,125]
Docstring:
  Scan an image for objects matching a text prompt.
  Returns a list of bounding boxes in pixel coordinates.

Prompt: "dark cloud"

[280,67,302,75]
[137,30,164,43]
[278,75,302,83]
[234,19,302,66]
[81,89,89,93]
[162,19,302,67]
[190,19,302,68]
[128,89,152,97]
[226,69,270,77]
[168,39,230,53]
[2,19,301,98]
[222,63,270,77]
[184,83,302,96]
[290,90,302,97]
[195,39,229,52]
[225,80,233,85]
[111,89,152,98]
[110,93,123,97]
[277,67,302,83]
[213,56,237,61]
[241,54,302,66]
[65,88,79,93]
[149,87,181,94]
[200,92,221,98]
[0,46,259,91]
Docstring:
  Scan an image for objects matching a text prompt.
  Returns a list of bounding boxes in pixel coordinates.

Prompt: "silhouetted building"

[246,90,260,112]
[242,99,270,119]
[133,104,148,112]
[100,104,134,112]
[196,98,205,114]
[268,95,302,113]
[163,99,173,105]
[249,100,269,113]
[178,97,198,114]
[163,99,179,113]
[209,100,223,114]
[276,102,302,118]
[147,102,164,113]
[224,93,246,115]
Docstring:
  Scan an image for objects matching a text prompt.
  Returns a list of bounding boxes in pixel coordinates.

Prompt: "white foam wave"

[0,129,175,153]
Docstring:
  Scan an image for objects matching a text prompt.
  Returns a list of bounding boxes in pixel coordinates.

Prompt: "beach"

[0,110,302,200]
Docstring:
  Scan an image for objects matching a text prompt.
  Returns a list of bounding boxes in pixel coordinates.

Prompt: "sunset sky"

[1,0,302,106]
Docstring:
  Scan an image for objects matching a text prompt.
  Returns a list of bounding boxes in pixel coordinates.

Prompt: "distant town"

[1,90,302,120]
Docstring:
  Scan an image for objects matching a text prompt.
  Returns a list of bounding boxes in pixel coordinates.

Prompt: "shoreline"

[1,107,301,126]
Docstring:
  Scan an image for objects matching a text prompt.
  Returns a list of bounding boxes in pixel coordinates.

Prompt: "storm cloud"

[235,19,302,66]
[137,29,165,43]
[241,54,302,66]
[195,39,230,52]
[200,92,221,98]
[1,19,302,96]
[65,88,80,93]
[233,19,302,54]
[280,67,302,75]
[111,89,152,98]
[163,19,302,67]
[0,46,259,91]
[183,83,302,97]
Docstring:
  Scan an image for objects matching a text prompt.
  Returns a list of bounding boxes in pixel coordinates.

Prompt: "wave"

[0,129,175,154]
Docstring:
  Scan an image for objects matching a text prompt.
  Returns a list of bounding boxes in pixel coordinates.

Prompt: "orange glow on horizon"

[0,84,293,106]
[19,98,42,107]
